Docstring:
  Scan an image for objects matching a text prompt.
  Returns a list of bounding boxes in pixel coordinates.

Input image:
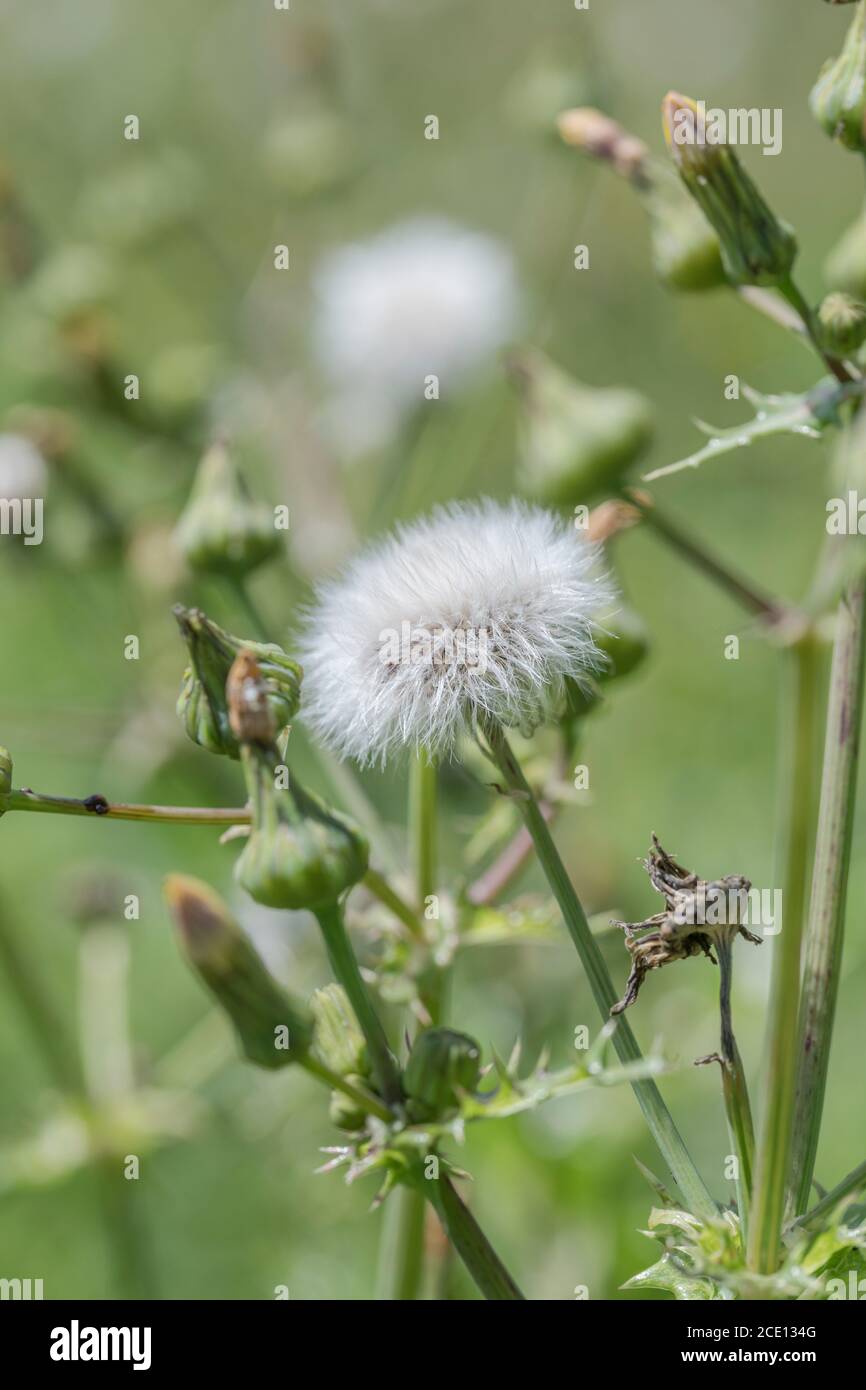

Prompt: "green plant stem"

[482,720,716,1220]
[378,755,440,1302]
[363,867,424,939]
[4,788,250,824]
[748,636,820,1273]
[796,1157,866,1231]
[313,901,402,1108]
[623,490,790,624]
[376,1185,427,1300]
[715,936,755,1240]
[225,573,271,642]
[778,277,857,385]
[425,1175,524,1300]
[410,754,437,914]
[790,577,866,1214]
[301,1054,392,1124]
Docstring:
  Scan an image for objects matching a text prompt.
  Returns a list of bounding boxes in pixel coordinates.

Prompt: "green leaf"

[621,1252,727,1300]
[644,379,863,483]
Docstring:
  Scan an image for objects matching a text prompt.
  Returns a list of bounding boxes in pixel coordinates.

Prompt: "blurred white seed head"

[0,433,48,499]
[299,498,612,765]
[312,217,520,417]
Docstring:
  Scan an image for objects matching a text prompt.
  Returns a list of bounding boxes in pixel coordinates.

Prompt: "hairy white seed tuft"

[299,498,612,765]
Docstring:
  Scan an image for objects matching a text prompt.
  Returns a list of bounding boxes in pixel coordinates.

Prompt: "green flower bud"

[811,3,866,152]
[0,745,12,815]
[825,208,866,297]
[174,605,301,759]
[236,761,369,910]
[511,350,653,505]
[230,651,368,911]
[644,167,726,292]
[165,874,312,1069]
[174,442,281,578]
[328,1075,370,1132]
[311,983,369,1078]
[404,1027,482,1121]
[817,291,866,355]
[662,92,797,287]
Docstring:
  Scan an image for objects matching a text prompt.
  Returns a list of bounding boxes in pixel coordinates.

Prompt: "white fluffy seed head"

[0,434,47,500]
[299,498,613,766]
[312,217,520,410]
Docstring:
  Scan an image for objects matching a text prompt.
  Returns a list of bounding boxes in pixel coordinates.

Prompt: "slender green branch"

[748,636,820,1272]
[376,1186,427,1300]
[482,720,717,1220]
[410,754,437,915]
[301,1054,393,1124]
[314,901,403,1107]
[623,490,792,625]
[790,577,866,1214]
[378,755,440,1301]
[778,276,858,385]
[426,1175,524,1301]
[364,867,424,939]
[795,1157,866,1232]
[715,937,755,1240]
[225,573,271,643]
[4,788,250,824]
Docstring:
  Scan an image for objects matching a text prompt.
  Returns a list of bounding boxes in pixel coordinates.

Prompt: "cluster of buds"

[611,837,760,1016]
[227,650,369,911]
[174,605,301,759]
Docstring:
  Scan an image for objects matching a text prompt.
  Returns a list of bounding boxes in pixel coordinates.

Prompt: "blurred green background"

[0,0,864,1300]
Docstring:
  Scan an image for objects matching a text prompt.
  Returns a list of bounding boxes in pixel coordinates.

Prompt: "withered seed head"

[610,836,760,1015]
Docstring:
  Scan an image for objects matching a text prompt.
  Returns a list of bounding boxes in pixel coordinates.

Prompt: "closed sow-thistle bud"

[811,3,866,152]
[311,983,369,1078]
[404,1027,481,1121]
[174,442,280,578]
[174,605,301,759]
[511,350,653,505]
[818,291,866,355]
[663,92,797,287]
[165,874,312,1069]
[230,652,369,910]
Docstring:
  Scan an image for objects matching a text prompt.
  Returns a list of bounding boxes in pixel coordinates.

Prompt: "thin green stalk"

[795,1156,866,1231]
[410,754,437,914]
[226,573,271,643]
[715,936,755,1240]
[748,636,820,1272]
[778,276,857,385]
[364,867,424,939]
[314,900,402,1108]
[483,721,716,1220]
[426,1175,524,1301]
[623,490,790,624]
[376,1186,427,1300]
[4,788,250,824]
[302,1053,392,1124]
[378,754,440,1301]
[790,577,866,1214]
